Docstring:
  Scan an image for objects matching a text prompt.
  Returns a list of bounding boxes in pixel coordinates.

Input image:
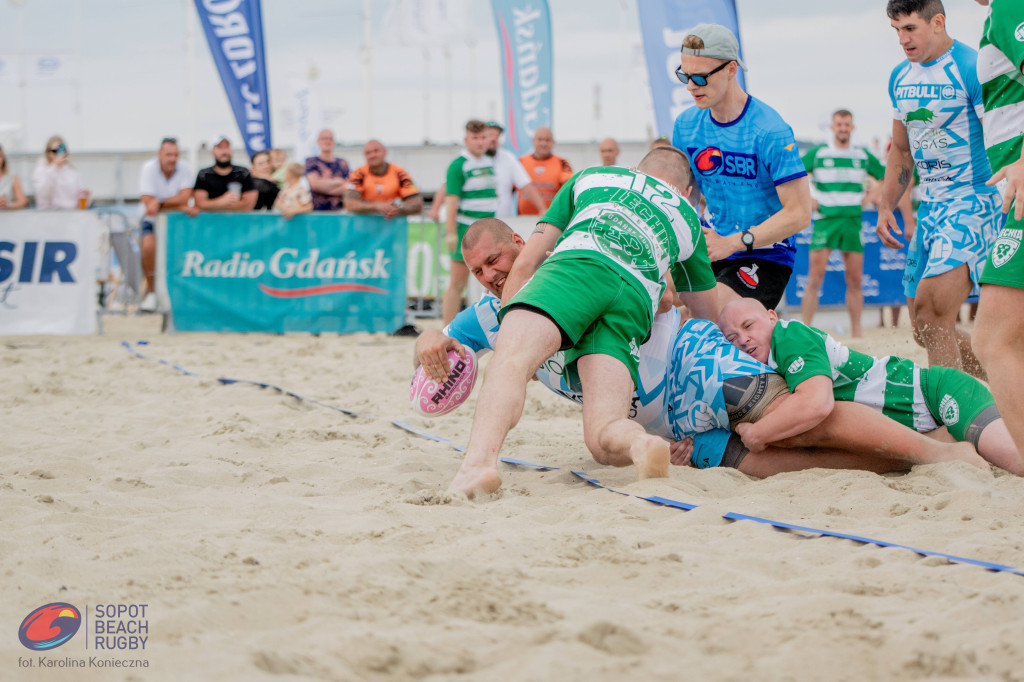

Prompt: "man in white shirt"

[138,137,195,311]
[484,121,545,216]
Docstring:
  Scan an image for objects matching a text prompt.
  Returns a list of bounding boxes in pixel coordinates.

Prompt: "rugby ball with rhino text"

[410,349,478,416]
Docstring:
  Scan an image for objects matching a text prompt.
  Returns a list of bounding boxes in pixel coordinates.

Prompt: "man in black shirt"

[193,135,258,212]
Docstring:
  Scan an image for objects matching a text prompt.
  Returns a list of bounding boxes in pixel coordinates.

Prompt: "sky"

[0,0,992,155]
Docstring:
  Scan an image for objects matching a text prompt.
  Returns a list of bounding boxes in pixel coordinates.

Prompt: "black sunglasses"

[675,61,731,86]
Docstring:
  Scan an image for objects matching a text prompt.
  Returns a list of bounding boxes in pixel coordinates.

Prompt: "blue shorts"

[903,193,1001,298]
[141,218,155,236]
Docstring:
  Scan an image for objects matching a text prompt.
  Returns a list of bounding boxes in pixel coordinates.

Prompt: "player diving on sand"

[417,218,984,487]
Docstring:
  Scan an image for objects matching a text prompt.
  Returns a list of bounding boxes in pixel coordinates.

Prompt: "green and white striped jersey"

[767,319,938,433]
[801,144,884,220]
[446,152,498,228]
[978,0,1024,176]
[540,166,710,315]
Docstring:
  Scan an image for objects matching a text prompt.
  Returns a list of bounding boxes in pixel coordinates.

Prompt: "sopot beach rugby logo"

[19,603,82,651]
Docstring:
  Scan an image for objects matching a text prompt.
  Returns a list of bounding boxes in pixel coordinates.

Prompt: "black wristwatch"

[740,229,755,252]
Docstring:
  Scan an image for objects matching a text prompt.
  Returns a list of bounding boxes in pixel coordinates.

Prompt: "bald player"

[717,297,1021,474]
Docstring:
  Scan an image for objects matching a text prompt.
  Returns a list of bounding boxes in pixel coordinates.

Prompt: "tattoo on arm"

[897,165,911,191]
[532,226,546,235]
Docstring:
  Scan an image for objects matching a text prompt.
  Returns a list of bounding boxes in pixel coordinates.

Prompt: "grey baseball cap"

[680,23,747,72]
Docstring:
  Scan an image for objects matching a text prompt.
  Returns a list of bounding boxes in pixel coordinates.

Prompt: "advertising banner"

[489,0,553,155]
[784,211,909,309]
[0,212,101,335]
[194,0,272,156]
[165,213,407,334]
[638,0,744,139]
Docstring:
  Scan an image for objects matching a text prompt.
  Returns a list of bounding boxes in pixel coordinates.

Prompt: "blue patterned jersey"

[665,318,773,444]
[672,96,807,268]
[888,40,997,203]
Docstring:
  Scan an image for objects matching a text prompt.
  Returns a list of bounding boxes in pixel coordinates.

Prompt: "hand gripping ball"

[410,349,478,416]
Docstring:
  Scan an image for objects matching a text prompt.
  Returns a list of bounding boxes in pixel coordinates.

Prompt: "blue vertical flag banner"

[489,0,553,155]
[194,0,272,156]
[165,214,407,334]
[638,0,744,139]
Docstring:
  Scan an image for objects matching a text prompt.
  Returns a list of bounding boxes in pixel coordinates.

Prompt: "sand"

[3,312,1024,681]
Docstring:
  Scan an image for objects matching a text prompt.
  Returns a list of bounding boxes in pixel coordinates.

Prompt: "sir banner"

[0,212,101,335]
[490,0,553,155]
[194,0,272,156]
[638,0,744,139]
[165,214,407,334]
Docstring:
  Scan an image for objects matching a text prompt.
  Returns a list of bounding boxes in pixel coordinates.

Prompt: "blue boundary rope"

[122,340,1024,578]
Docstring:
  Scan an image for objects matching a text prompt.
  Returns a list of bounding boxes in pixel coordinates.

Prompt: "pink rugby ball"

[410,349,478,416]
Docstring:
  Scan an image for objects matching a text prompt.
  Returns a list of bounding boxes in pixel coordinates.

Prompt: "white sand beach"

[3,313,1024,681]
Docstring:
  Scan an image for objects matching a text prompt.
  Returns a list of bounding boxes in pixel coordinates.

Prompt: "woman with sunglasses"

[0,144,28,210]
[32,134,90,209]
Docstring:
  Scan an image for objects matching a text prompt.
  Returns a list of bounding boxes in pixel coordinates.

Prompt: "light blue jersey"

[888,41,998,203]
[665,319,774,468]
[672,96,807,268]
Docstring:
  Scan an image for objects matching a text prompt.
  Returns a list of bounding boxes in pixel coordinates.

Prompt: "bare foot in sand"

[632,436,670,480]
[448,464,502,499]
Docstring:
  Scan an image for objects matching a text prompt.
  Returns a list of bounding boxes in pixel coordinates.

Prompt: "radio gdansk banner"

[638,0,745,139]
[489,0,553,156]
[165,214,407,334]
[194,0,272,156]
[0,213,101,335]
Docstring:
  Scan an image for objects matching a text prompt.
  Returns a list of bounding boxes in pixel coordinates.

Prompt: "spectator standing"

[672,24,812,311]
[972,0,1024,456]
[484,121,545,217]
[32,135,90,209]
[442,120,497,323]
[345,140,424,217]
[138,137,195,311]
[800,110,885,337]
[193,136,257,212]
[518,127,573,215]
[305,129,350,211]
[250,150,280,211]
[0,143,28,209]
[876,0,1000,377]
[273,163,314,219]
[599,138,620,166]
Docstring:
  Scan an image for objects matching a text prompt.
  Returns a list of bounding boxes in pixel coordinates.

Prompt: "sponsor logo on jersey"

[689,146,758,179]
[738,263,759,288]
[905,107,935,124]
[916,159,951,171]
[1015,21,1024,41]
[939,394,960,426]
[895,85,957,100]
[991,228,1022,268]
[787,357,805,374]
